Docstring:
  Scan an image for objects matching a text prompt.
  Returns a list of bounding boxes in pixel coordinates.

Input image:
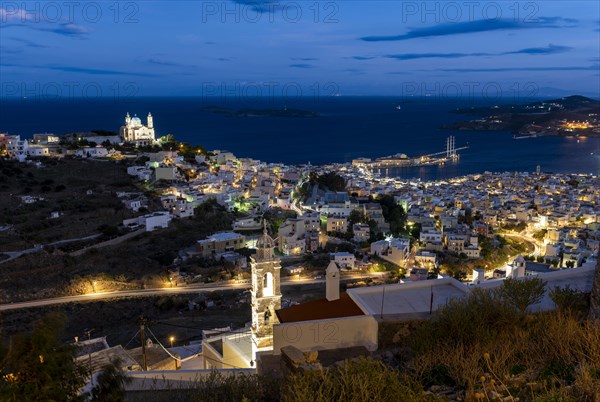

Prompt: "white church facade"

[120,113,156,147]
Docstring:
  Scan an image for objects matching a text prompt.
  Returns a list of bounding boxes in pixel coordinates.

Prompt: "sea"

[1,97,599,181]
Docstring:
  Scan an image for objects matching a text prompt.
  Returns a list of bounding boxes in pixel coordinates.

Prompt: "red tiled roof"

[276,293,365,323]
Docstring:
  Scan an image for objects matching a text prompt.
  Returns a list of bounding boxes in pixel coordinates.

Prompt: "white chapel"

[120,113,156,147]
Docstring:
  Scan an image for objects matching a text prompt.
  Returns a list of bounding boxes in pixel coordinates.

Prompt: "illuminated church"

[120,113,156,147]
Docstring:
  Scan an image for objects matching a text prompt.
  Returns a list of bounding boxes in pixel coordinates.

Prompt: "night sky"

[1,1,599,98]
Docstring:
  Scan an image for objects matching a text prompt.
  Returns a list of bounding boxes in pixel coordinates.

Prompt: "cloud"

[146,58,201,68]
[147,58,181,67]
[0,7,90,38]
[44,65,157,76]
[1,62,158,77]
[386,52,490,60]
[504,44,572,55]
[360,17,577,42]
[292,57,318,61]
[347,56,377,61]
[439,65,599,72]
[230,0,283,13]
[0,47,22,54]
[382,45,572,60]
[8,37,48,48]
[289,63,315,69]
[38,22,89,38]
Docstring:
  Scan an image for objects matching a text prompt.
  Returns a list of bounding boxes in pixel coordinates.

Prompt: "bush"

[282,358,434,402]
[495,277,546,314]
[411,287,519,351]
[549,285,589,317]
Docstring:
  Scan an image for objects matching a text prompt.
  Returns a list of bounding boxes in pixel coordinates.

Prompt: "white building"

[6,135,28,161]
[370,238,410,267]
[278,213,320,256]
[196,232,246,257]
[326,216,348,233]
[172,198,194,218]
[420,230,443,243]
[75,147,108,158]
[123,211,171,232]
[26,145,49,157]
[331,252,356,269]
[506,255,526,278]
[353,223,370,243]
[120,113,156,146]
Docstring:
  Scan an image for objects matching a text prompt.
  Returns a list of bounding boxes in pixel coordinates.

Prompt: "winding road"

[0,273,380,312]
[503,231,542,257]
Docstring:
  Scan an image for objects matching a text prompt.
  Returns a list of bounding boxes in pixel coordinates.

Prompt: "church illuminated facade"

[120,113,156,147]
[250,223,282,347]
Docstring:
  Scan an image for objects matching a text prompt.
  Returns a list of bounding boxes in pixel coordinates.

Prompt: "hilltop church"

[120,113,156,147]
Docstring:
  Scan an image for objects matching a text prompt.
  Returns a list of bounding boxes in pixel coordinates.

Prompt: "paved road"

[0,273,381,311]
[0,283,251,311]
[504,232,542,257]
[0,245,43,265]
[0,234,101,265]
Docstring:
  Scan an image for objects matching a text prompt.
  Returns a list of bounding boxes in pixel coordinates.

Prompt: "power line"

[124,329,141,349]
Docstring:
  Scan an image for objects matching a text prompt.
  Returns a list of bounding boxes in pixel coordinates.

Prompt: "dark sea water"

[1,97,598,181]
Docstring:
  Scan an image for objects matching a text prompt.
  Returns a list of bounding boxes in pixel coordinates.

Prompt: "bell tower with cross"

[250,221,282,346]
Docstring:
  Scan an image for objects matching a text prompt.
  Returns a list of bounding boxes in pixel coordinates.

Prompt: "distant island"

[443,95,600,138]
[201,106,320,118]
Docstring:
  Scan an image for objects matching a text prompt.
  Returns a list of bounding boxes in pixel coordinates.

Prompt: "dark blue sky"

[1,1,599,98]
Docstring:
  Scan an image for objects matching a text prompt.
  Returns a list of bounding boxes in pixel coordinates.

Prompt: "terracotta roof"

[276,293,364,323]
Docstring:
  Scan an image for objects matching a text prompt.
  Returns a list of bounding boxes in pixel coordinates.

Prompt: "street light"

[169,336,175,348]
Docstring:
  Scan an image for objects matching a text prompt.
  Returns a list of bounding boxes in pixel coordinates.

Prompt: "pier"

[359,136,468,170]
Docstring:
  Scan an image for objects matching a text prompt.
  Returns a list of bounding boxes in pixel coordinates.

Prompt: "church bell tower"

[250,222,281,346]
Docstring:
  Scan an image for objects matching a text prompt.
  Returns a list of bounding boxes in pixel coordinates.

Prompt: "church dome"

[256,231,275,249]
[255,221,275,260]
[131,116,142,126]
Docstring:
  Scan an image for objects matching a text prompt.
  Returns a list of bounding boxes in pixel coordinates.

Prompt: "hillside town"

[1,113,599,399]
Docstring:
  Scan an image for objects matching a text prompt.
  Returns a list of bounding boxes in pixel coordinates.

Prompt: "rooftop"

[276,293,365,323]
[347,278,470,317]
[199,232,244,243]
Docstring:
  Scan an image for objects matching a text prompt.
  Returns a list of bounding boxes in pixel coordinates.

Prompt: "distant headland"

[443,95,600,138]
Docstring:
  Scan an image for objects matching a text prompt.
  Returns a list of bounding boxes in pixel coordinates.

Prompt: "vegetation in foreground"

[1,278,599,401]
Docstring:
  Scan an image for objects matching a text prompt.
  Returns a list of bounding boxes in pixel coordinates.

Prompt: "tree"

[0,313,88,402]
[495,277,546,314]
[89,361,131,402]
[313,172,346,192]
[377,195,407,236]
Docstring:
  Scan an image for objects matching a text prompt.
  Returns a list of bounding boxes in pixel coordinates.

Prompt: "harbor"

[353,136,469,170]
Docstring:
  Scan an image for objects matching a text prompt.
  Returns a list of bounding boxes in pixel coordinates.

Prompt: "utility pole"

[429,287,434,315]
[84,329,94,386]
[379,284,386,318]
[139,316,148,371]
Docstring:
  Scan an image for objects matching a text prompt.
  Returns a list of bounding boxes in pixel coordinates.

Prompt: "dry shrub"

[282,357,437,402]
[405,283,600,400]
